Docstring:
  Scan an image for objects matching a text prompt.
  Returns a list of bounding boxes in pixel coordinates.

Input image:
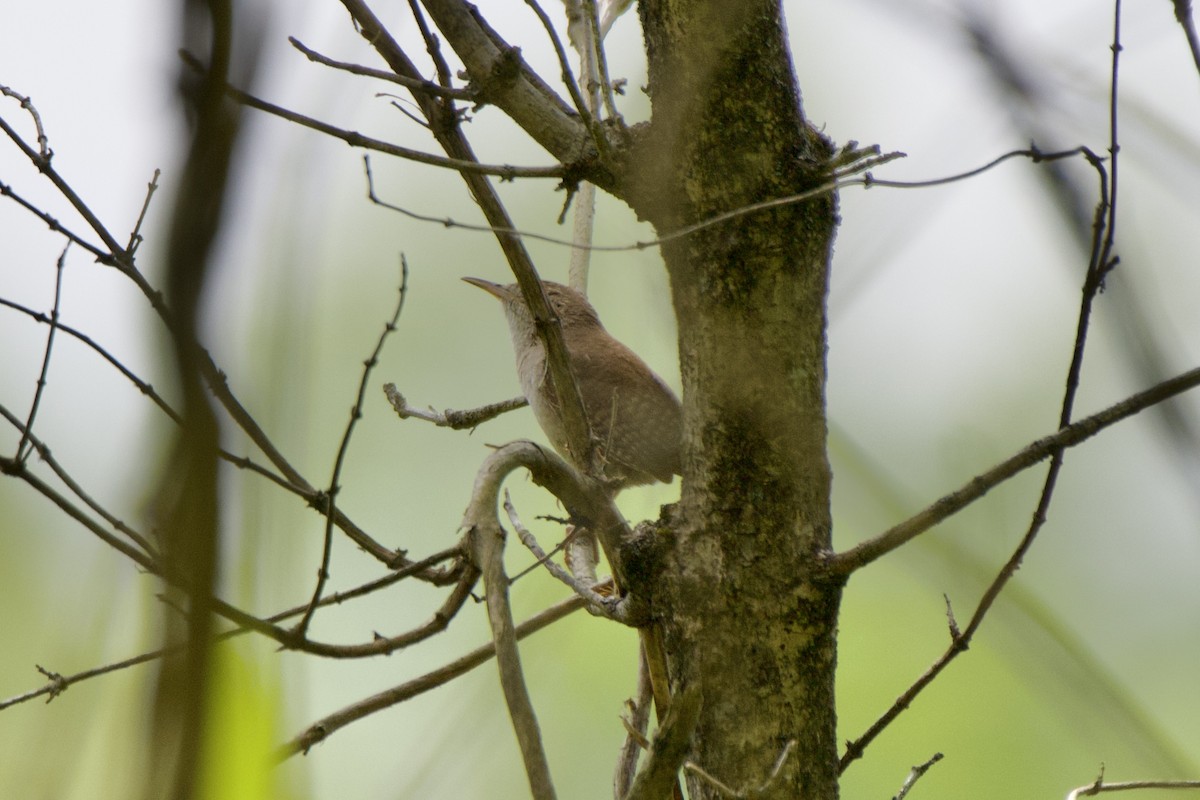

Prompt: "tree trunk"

[629,2,842,797]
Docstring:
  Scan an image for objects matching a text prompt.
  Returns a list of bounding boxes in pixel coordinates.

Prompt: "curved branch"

[465,478,557,799]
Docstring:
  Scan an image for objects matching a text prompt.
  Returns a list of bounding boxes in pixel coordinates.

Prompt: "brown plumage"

[464,278,682,488]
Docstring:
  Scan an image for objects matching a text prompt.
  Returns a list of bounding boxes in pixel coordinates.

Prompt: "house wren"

[464,278,682,489]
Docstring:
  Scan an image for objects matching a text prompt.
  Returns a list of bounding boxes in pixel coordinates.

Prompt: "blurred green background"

[1,1,1198,798]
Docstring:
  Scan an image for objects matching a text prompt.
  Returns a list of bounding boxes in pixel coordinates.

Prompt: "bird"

[464,277,682,489]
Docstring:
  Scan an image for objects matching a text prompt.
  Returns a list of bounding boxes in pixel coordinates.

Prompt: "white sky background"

[2,0,1200,797]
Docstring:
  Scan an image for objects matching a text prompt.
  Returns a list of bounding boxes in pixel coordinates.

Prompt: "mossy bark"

[629,2,843,797]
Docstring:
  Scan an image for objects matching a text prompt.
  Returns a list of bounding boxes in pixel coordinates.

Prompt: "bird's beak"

[462,276,513,302]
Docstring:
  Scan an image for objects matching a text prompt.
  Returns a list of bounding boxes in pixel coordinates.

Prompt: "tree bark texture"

[630,2,842,798]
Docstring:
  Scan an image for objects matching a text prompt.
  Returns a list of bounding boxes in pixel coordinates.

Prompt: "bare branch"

[0,421,478,660]
[0,178,115,265]
[840,81,1129,762]
[0,88,132,266]
[0,84,51,159]
[125,168,161,255]
[864,145,1088,189]
[0,546,463,713]
[405,0,455,89]
[828,364,1200,574]
[838,8,1125,572]
[1068,774,1200,800]
[288,36,475,101]
[415,0,598,173]
[179,50,564,180]
[892,753,944,800]
[521,0,606,158]
[582,0,624,127]
[0,82,420,577]
[14,243,68,465]
[366,148,906,253]
[193,343,424,572]
[0,296,180,422]
[295,258,410,639]
[281,593,584,758]
[504,489,630,622]
[383,381,527,429]
[0,295,418,570]
[0,403,159,558]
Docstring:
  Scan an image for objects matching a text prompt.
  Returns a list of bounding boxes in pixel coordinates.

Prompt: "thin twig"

[893,753,944,800]
[404,0,455,93]
[0,84,51,159]
[0,93,132,267]
[369,145,1109,256]
[504,490,629,621]
[0,81,354,548]
[0,273,175,424]
[15,242,68,465]
[0,295,350,507]
[179,50,563,180]
[383,382,528,429]
[295,259,410,638]
[289,36,473,100]
[0,178,114,265]
[0,401,159,557]
[0,456,155,568]
[384,147,1122,255]
[522,0,606,158]
[583,0,623,129]
[506,527,576,585]
[563,0,601,290]
[863,145,1087,189]
[1068,774,1200,800]
[125,168,161,255]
